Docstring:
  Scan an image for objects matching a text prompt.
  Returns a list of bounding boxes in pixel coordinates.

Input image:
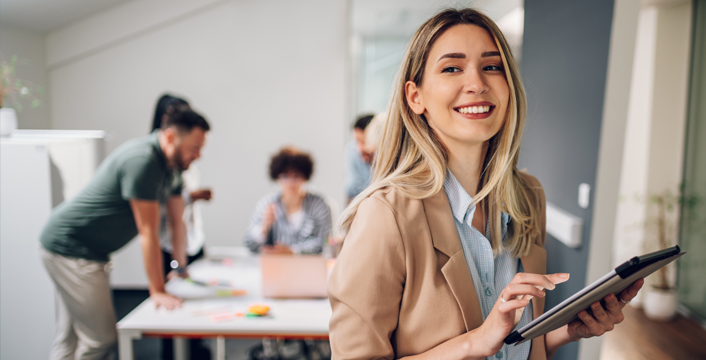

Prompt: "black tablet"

[504,245,685,345]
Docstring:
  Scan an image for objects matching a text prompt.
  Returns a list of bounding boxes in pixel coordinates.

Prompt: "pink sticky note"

[208,312,233,323]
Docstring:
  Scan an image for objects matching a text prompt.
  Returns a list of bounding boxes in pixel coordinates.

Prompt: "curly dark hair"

[269,147,314,181]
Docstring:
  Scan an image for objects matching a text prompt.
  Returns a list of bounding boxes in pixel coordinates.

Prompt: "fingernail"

[579,311,587,317]
[560,273,570,279]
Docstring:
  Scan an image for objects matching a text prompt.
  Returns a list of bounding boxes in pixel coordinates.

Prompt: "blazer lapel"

[423,190,484,331]
[521,242,547,320]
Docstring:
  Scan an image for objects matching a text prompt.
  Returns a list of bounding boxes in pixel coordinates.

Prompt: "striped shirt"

[244,191,332,254]
[444,170,532,360]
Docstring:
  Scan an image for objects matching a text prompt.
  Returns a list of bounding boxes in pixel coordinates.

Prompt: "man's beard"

[174,152,189,171]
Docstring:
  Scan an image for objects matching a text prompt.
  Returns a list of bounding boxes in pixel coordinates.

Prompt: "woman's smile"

[454,101,496,119]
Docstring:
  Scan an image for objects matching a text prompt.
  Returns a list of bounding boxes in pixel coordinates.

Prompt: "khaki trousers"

[40,246,117,360]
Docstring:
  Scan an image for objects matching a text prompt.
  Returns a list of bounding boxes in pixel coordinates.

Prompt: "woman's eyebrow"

[437,52,465,63]
[436,51,500,63]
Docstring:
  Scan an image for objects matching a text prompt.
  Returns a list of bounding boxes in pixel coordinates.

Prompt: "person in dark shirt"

[40,108,210,360]
[344,114,375,202]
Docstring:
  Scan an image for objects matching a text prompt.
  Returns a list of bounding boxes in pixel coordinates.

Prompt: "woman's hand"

[567,278,644,340]
[261,203,276,235]
[473,273,570,357]
[545,278,644,358]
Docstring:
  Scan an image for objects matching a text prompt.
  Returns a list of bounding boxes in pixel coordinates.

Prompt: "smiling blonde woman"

[328,8,643,360]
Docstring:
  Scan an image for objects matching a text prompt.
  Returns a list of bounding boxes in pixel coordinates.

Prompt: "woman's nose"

[465,69,489,94]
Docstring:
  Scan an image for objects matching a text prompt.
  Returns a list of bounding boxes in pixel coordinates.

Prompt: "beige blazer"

[328,173,547,360]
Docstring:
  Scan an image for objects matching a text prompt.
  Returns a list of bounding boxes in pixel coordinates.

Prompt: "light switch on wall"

[578,183,590,209]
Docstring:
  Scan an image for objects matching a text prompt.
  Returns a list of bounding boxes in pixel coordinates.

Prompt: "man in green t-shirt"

[40,108,210,359]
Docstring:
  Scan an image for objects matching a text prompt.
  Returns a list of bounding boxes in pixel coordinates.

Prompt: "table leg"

[118,330,141,360]
[216,336,225,360]
[174,337,189,360]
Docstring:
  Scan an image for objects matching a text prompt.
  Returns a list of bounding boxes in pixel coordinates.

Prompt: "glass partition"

[678,0,706,322]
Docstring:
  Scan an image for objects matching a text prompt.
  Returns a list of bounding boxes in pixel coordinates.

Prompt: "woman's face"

[278,170,306,195]
[406,24,509,150]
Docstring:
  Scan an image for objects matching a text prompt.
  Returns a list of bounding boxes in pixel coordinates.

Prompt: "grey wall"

[520,0,615,359]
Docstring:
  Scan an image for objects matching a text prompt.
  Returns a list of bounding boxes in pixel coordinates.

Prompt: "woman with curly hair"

[244,147,332,255]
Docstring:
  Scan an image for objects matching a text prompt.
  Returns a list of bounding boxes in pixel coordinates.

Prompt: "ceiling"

[0,0,129,34]
[351,0,523,38]
[0,0,523,36]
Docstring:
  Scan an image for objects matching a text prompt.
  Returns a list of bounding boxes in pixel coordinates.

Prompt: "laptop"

[260,254,329,298]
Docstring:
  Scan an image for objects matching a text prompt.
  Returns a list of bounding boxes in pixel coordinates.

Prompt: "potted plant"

[0,55,43,136]
[639,188,698,321]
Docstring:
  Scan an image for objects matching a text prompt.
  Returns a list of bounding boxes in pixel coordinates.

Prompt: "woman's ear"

[405,81,426,115]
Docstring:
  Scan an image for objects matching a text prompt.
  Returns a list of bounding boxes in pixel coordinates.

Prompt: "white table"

[117,248,331,360]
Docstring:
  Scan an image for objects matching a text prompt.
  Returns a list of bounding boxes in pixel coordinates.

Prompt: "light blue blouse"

[443,170,532,360]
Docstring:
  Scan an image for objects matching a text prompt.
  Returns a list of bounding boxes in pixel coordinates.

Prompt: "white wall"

[578,1,642,358]
[0,26,51,129]
[612,0,692,302]
[612,5,657,280]
[45,0,349,247]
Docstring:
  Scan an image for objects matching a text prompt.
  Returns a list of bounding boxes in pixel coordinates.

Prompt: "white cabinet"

[0,131,105,360]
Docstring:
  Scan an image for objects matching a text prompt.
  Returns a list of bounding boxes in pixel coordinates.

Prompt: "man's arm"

[166,195,187,273]
[130,199,182,310]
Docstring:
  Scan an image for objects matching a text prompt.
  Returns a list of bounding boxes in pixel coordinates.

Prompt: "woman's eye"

[484,65,504,71]
[441,66,462,73]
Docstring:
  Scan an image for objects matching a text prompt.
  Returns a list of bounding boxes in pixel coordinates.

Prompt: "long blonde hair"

[340,8,540,257]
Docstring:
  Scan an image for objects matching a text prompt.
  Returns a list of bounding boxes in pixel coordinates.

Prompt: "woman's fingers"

[603,294,622,316]
[619,278,644,304]
[544,273,571,286]
[501,284,546,302]
[589,302,614,331]
[510,272,570,290]
[497,298,530,314]
[577,310,606,336]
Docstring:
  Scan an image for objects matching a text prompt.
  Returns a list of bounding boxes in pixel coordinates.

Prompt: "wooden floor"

[600,305,706,360]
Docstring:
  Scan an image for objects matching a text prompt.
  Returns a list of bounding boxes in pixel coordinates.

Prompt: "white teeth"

[457,105,491,114]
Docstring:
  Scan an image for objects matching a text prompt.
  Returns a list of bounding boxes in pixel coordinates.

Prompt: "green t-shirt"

[40,133,182,261]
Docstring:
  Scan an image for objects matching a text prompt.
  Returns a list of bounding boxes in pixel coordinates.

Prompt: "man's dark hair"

[151,94,190,133]
[353,114,375,131]
[162,108,211,133]
[269,147,314,181]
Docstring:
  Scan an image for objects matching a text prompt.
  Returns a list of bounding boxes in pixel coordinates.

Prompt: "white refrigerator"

[0,130,105,360]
